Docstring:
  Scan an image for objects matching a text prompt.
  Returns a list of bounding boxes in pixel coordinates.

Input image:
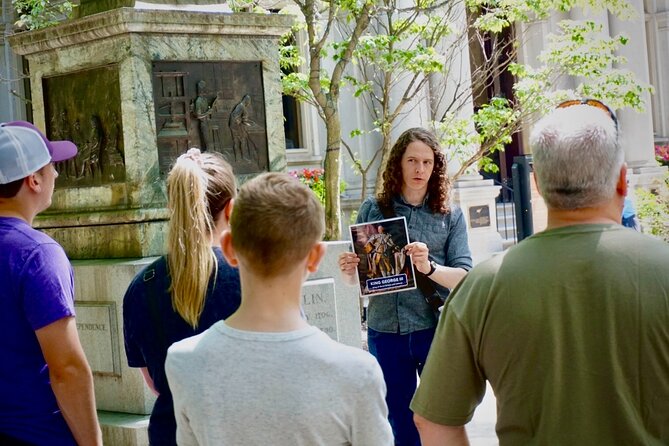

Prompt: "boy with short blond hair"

[228,171,325,277]
[166,172,393,446]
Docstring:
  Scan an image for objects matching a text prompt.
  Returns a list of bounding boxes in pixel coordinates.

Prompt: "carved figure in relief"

[193,80,213,150]
[229,94,255,162]
[78,115,102,179]
[57,111,79,180]
[102,114,124,180]
[50,113,69,180]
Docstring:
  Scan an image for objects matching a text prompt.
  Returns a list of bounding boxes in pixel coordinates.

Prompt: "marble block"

[8,10,293,259]
[453,175,504,264]
[302,278,338,340]
[98,411,149,446]
[72,257,158,415]
[309,241,362,349]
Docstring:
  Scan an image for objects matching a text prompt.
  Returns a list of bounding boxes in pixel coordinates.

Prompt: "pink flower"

[656,144,669,164]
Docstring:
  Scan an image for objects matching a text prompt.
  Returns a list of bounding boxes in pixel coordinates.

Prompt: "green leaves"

[279,0,651,203]
[227,0,260,13]
[635,172,669,242]
[13,0,73,30]
[517,19,654,112]
[289,168,347,205]
[281,72,311,102]
[541,21,623,74]
[467,0,636,33]
[434,110,509,177]
[279,41,303,71]
[344,32,446,75]
[351,14,449,73]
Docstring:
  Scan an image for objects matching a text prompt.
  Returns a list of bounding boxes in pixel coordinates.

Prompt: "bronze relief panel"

[152,61,268,175]
[43,65,125,188]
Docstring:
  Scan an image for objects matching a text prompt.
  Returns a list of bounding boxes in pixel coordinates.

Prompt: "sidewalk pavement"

[361,324,499,444]
[467,383,498,445]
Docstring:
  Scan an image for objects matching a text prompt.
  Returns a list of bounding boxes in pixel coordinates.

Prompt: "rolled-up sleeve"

[410,293,485,425]
[445,207,473,271]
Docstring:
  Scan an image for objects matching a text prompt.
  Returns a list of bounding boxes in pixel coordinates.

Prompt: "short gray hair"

[530,105,624,210]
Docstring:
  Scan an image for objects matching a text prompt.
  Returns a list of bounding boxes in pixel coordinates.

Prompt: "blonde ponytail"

[166,149,235,328]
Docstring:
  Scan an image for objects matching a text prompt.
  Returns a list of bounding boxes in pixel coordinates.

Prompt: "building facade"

[1,0,666,209]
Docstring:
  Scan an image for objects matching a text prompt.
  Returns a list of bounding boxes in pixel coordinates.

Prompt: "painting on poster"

[349,216,417,297]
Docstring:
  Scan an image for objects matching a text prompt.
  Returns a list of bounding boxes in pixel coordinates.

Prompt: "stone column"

[1,0,26,122]
[515,12,571,149]
[9,9,293,258]
[429,0,478,175]
[609,0,667,187]
[452,175,504,264]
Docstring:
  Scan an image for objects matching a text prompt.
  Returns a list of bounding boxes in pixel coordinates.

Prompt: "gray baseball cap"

[0,120,77,184]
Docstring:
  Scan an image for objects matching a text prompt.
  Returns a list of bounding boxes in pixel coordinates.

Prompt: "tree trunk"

[374,132,393,194]
[323,112,342,240]
[359,170,368,203]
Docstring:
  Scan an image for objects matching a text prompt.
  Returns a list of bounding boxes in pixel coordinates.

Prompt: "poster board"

[349,216,417,297]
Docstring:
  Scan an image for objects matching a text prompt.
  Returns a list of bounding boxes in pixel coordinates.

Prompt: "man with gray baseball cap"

[0,121,102,446]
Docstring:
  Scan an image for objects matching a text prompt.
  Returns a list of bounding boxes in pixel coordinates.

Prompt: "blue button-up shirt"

[356,196,473,334]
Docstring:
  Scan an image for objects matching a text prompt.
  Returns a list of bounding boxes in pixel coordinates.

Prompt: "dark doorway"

[468,22,523,200]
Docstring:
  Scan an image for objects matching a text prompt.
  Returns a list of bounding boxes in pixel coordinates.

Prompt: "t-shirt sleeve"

[445,207,473,271]
[22,242,75,330]
[410,298,486,425]
[166,342,199,446]
[350,355,394,445]
[123,276,147,368]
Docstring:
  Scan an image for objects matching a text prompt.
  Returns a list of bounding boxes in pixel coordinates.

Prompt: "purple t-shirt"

[0,217,77,445]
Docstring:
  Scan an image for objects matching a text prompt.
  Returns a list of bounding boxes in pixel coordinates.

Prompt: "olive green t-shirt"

[411,224,669,445]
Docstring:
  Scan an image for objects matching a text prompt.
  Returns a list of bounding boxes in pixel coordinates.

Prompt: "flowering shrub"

[289,168,345,206]
[656,144,669,167]
[635,172,669,242]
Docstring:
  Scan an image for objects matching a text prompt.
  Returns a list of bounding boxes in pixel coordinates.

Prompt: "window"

[280,32,303,150]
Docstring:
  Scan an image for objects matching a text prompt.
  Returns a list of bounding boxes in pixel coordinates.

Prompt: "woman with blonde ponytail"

[123,149,241,446]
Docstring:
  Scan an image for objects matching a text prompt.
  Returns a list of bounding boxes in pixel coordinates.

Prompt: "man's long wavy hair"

[377,127,450,215]
[167,150,236,328]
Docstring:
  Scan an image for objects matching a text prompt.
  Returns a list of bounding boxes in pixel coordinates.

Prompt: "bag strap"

[379,203,395,220]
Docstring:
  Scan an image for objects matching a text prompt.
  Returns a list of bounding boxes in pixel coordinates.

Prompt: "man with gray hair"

[410,100,669,445]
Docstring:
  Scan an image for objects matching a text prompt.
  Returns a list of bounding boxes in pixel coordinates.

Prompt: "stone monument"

[9,3,293,444]
[305,241,363,349]
[452,174,505,264]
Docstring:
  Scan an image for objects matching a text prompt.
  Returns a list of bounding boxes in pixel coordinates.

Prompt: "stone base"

[35,208,169,260]
[468,230,504,265]
[73,258,157,414]
[41,219,168,260]
[310,241,362,348]
[628,164,668,190]
[99,411,149,446]
[8,8,293,259]
[453,175,505,264]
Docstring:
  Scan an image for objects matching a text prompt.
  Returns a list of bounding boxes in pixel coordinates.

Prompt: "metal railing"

[481,173,518,247]
[511,155,534,242]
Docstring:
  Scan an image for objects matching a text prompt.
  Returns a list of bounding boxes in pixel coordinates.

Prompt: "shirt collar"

[396,193,429,208]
